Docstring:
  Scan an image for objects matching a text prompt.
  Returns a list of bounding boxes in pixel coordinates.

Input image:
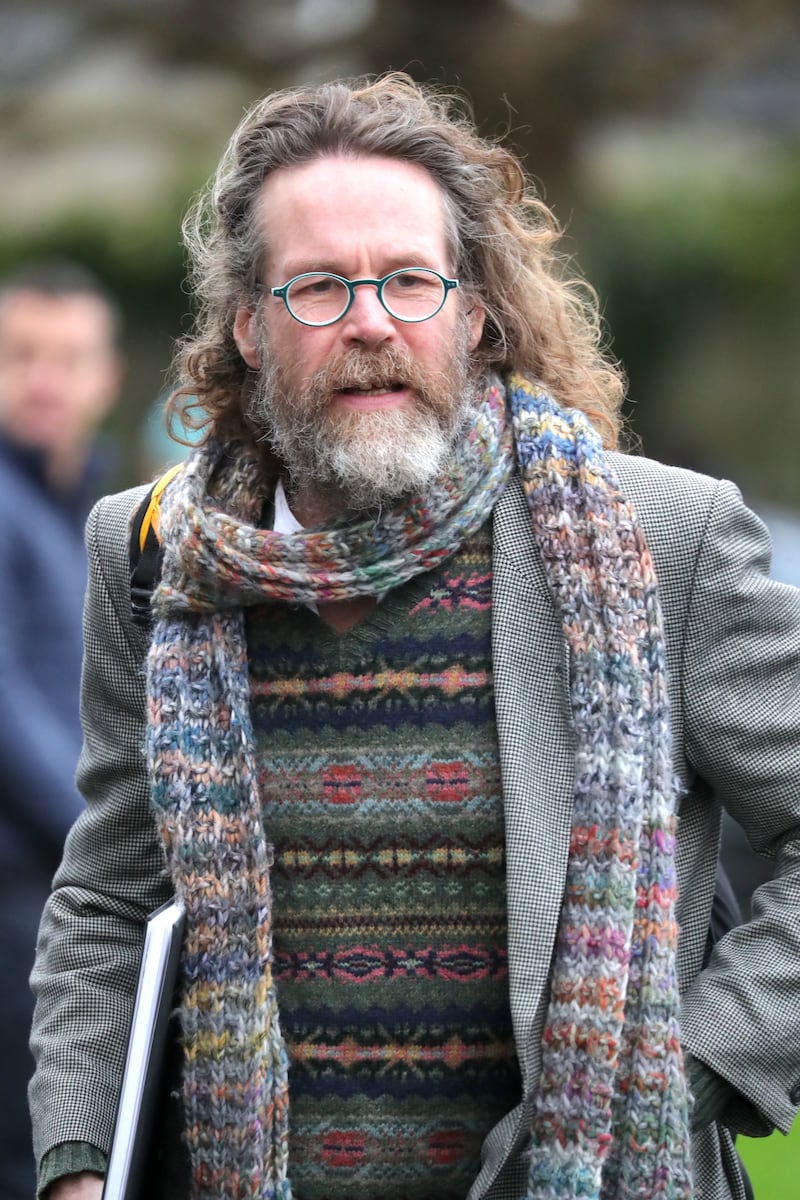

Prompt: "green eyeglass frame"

[267,267,459,327]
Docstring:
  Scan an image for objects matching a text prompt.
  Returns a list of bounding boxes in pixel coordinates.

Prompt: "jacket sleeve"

[677,478,800,1136]
[28,489,173,1176]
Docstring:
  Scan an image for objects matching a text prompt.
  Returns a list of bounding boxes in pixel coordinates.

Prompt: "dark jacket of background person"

[0,436,108,872]
[0,436,112,1200]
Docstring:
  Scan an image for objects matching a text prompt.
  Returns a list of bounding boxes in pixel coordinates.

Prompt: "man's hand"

[47,1173,104,1200]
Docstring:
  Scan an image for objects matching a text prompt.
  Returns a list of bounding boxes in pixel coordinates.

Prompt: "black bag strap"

[129,463,184,627]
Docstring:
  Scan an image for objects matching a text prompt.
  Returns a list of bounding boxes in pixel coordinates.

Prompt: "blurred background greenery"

[2,1,797,1187]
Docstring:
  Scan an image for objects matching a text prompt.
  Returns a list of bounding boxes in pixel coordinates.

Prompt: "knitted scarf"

[145,373,692,1200]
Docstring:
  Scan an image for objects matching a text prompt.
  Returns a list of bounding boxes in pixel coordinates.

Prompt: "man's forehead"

[0,289,116,345]
[259,152,445,195]
[254,154,451,268]
[1,288,109,318]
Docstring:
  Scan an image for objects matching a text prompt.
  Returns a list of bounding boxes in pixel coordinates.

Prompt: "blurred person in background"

[29,77,800,1200]
[0,259,123,1200]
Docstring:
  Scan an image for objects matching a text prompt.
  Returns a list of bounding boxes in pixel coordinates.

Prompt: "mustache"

[299,346,453,418]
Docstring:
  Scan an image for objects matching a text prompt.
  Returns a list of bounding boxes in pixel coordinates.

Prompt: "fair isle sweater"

[247,520,522,1199]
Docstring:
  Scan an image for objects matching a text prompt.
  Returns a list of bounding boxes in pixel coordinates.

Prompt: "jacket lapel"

[491,477,575,1093]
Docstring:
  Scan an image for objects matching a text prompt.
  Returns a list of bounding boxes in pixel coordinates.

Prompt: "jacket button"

[791,1084,800,1106]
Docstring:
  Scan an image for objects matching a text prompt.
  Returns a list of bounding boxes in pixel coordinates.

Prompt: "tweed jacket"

[30,453,800,1200]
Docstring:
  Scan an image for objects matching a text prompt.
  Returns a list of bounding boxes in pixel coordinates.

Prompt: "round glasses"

[269,267,459,327]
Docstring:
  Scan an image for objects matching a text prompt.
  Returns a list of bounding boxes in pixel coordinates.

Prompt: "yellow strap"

[138,462,184,554]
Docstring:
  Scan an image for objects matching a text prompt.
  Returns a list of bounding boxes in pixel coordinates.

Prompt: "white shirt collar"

[273,477,305,535]
[272,478,318,613]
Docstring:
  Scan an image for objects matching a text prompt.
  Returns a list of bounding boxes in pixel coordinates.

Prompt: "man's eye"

[307,278,335,294]
[293,277,335,297]
[394,272,425,289]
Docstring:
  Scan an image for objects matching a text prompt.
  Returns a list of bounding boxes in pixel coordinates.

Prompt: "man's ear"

[467,303,485,352]
[233,306,261,370]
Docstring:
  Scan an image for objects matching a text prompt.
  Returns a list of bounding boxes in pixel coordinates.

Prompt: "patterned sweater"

[247,521,522,1199]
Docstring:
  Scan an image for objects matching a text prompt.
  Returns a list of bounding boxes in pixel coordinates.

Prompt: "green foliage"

[740,1120,800,1199]
[578,149,800,502]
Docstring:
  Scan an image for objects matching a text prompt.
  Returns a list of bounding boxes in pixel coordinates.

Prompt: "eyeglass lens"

[285,270,446,324]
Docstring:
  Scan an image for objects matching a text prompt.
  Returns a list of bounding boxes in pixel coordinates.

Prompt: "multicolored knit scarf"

[145,373,692,1200]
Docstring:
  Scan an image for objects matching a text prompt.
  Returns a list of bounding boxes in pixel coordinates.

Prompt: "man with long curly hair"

[30,75,800,1200]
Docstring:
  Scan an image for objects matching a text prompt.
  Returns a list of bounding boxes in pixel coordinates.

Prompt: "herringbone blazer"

[30,453,800,1200]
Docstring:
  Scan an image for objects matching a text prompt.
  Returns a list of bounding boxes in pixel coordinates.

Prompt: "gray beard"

[287,404,468,511]
[246,330,479,512]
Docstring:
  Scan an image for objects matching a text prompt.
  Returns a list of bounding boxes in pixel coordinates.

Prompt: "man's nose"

[23,354,69,395]
[338,284,396,345]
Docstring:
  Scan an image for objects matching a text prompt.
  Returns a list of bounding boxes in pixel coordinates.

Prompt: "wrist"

[46,1173,104,1200]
